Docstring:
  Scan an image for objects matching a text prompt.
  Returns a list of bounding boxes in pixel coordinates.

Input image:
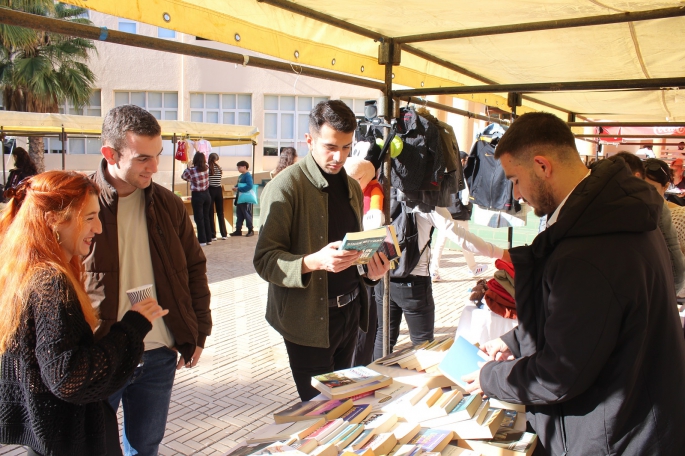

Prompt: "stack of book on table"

[224,345,537,456]
[374,336,454,373]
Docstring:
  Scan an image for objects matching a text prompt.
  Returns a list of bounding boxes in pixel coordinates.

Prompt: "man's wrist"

[302,254,318,274]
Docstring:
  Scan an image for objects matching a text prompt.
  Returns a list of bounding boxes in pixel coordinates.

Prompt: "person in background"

[86,105,211,456]
[0,171,167,456]
[270,146,298,179]
[182,152,213,246]
[670,158,685,191]
[2,147,38,201]
[430,150,488,281]
[207,153,228,241]
[230,160,255,237]
[343,156,384,366]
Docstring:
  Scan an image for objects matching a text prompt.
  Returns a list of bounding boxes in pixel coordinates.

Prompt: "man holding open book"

[462,113,685,455]
[254,100,391,400]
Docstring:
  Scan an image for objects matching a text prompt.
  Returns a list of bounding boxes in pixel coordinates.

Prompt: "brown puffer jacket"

[83,159,211,363]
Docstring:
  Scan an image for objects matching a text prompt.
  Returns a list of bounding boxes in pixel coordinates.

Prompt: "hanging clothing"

[463,127,515,211]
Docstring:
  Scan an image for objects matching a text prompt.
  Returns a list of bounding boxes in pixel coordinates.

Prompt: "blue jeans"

[109,347,177,456]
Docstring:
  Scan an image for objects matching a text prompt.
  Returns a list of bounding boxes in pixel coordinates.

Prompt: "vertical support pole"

[60,127,66,171]
[171,133,177,193]
[506,93,522,250]
[252,142,256,176]
[1,127,6,186]
[382,40,395,357]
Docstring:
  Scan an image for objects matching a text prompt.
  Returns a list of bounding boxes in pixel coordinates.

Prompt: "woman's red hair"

[0,171,100,353]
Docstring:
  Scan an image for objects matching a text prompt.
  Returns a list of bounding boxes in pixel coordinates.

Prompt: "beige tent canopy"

[58,0,685,122]
[0,111,259,146]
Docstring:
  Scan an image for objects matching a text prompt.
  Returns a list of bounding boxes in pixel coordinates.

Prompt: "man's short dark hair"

[494,112,578,162]
[237,160,249,169]
[309,100,357,136]
[610,152,645,178]
[102,105,161,151]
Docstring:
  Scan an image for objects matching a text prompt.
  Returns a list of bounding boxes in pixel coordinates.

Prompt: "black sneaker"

[229,231,242,237]
[246,230,254,237]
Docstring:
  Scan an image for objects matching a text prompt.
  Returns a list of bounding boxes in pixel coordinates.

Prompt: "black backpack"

[389,198,432,279]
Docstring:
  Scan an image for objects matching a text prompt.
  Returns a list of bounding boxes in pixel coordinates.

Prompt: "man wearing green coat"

[254,100,390,400]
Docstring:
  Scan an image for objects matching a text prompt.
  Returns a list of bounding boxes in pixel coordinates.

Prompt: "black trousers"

[191,190,212,243]
[283,296,361,401]
[208,185,227,238]
[235,202,253,232]
[352,285,377,367]
[373,275,435,360]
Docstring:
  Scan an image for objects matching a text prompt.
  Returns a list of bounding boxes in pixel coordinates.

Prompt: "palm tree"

[0,0,96,171]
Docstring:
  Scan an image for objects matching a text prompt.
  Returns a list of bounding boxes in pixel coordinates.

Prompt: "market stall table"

[181,195,236,234]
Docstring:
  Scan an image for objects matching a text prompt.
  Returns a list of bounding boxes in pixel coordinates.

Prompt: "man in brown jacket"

[83,105,211,456]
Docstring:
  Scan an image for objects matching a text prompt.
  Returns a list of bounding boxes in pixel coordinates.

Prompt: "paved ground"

[0,233,497,456]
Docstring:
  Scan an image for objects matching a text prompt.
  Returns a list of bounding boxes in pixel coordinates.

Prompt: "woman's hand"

[131,298,169,323]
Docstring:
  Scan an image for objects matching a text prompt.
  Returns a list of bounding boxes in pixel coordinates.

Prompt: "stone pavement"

[0,234,497,456]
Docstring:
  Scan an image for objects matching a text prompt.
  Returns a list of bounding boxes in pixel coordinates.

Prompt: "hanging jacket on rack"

[391,107,445,193]
[464,124,515,211]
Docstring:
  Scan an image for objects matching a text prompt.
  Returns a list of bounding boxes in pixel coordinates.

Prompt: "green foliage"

[0,0,97,113]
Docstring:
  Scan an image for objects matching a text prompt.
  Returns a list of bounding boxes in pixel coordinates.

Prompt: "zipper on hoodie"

[559,404,569,455]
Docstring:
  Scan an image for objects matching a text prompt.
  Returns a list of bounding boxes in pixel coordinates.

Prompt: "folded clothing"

[484,289,517,319]
[493,269,515,298]
[486,277,515,304]
[495,259,515,278]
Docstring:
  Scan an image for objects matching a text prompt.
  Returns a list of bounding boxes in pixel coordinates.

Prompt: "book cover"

[320,378,394,400]
[438,336,490,388]
[408,428,454,453]
[340,404,373,424]
[468,431,538,456]
[246,418,325,444]
[352,383,416,414]
[289,439,319,454]
[415,390,463,422]
[378,224,402,261]
[274,399,353,424]
[362,432,398,456]
[390,420,421,445]
[307,419,345,443]
[339,227,388,265]
[390,444,423,456]
[448,408,505,440]
[334,424,365,451]
[312,366,385,394]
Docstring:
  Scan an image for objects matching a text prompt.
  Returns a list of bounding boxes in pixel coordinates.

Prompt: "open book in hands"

[338,225,401,265]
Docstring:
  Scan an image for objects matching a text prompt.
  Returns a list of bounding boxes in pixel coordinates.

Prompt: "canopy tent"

[0,111,259,145]
[59,0,685,122]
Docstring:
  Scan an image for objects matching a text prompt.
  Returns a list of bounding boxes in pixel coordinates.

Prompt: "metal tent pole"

[171,133,177,192]
[60,127,66,171]
[393,77,685,98]
[1,127,5,186]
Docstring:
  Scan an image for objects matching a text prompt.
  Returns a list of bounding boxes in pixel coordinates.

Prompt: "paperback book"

[312,366,392,400]
[339,225,401,265]
[274,399,353,424]
[438,336,490,388]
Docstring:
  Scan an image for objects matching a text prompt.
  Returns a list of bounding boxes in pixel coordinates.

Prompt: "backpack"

[389,198,432,279]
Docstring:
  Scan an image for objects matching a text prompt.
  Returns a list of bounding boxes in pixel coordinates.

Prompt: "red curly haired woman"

[0,171,168,456]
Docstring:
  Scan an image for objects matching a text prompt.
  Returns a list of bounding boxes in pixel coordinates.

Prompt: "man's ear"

[533,156,553,178]
[305,133,314,150]
[101,145,118,165]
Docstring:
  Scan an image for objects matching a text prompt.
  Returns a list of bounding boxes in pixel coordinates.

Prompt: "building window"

[43,137,102,155]
[189,93,253,157]
[340,98,371,117]
[114,91,178,120]
[158,27,176,39]
[58,89,102,116]
[263,95,328,156]
[190,93,251,125]
[118,20,137,34]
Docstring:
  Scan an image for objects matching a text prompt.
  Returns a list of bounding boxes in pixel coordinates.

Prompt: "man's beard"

[529,172,557,218]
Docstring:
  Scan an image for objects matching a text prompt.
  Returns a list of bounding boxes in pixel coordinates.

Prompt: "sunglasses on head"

[645,161,669,180]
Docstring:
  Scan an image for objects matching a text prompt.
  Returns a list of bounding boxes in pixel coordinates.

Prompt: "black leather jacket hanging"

[464,129,515,211]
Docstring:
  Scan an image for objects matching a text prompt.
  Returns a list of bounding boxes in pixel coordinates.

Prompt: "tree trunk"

[28,136,45,173]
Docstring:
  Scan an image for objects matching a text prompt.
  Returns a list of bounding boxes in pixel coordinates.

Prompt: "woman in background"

[3,147,38,201]
[270,147,298,179]
[182,152,213,246]
[207,153,227,240]
[0,171,166,456]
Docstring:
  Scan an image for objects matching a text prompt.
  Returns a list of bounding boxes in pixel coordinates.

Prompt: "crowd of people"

[1,100,685,456]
